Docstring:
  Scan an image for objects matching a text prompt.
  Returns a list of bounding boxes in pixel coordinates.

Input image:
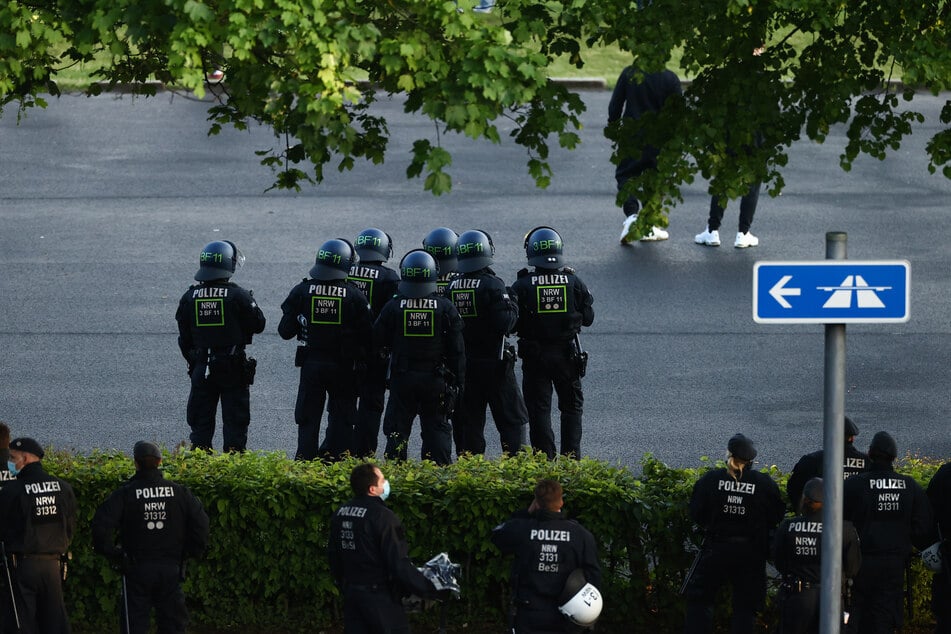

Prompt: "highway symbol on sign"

[753,261,910,324]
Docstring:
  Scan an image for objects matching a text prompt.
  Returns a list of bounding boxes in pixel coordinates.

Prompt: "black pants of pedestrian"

[186,369,250,452]
[683,543,766,634]
[453,357,527,456]
[353,355,388,457]
[294,359,357,461]
[343,587,409,634]
[14,557,70,634]
[615,154,658,217]
[120,561,186,634]
[521,344,583,459]
[707,181,761,234]
[382,370,452,465]
[847,555,905,634]
[777,587,820,634]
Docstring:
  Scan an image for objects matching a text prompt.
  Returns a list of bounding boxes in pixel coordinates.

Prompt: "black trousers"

[683,542,766,634]
[343,586,409,634]
[14,557,70,634]
[847,555,905,634]
[186,368,250,452]
[353,355,388,457]
[121,561,186,634]
[933,567,951,634]
[382,370,452,465]
[453,357,527,456]
[294,359,357,461]
[777,587,820,634]
[707,181,761,234]
[514,603,576,634]
[521,344,583,459]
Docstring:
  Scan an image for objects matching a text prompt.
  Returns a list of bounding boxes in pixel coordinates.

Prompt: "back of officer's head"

[351,463,380,496]
[868,431,898,464]
[133,441,162,470]
[800,477,824,515]
[534,479,564,512]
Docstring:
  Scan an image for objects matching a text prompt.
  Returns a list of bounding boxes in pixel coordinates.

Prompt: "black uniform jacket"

[447,267,518,361]
[491,508,601,603]
[928,462,951,540]
[511,267,594,342]
[91,467,210,562]
[278,278,372,361]
[690,466,785,545]
[0,461,77,555]
[786,442,870,511]
[176,280,266,359]
[328,494,434,598]
[773,510,862,583]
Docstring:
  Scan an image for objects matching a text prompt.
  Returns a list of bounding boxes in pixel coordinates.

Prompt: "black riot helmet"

[195,240,244,281]
[399,249,439,298]
[422,228,459,274]
[310,239,357,281]
[354,228,393,263]
[524,226,564,268]
[455,230,495,273]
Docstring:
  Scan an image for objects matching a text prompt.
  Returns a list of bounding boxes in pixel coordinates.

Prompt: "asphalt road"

[1,89,949,472]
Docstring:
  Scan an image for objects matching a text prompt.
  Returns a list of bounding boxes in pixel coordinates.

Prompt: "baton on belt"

[1,542,21,632]
[679,539,706,596]
[121,573,132,634]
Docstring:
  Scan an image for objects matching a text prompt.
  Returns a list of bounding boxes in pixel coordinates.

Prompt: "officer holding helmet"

[91,441,210,634]
[447,229,527,456]
[773,477,862,633]
[509,227,594,459]
[372,249,465,465]
[491,478,602,633]
[927,460,951,633]
[347,228,401,458]
[786,415,869,512]
[843,431,933,634]
[175,241,266,452]
[683,433,784,634]
[422,228,460,297]
[280,239,373,460]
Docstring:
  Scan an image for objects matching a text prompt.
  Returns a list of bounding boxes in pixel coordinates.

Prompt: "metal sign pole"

[820,231,847,634]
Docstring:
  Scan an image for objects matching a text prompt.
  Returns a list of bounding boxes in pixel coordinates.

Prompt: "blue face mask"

[381,479,391,501]
[7,461,19,477]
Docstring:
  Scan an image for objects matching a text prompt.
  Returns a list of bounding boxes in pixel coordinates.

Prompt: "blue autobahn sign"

[753,261,911,324]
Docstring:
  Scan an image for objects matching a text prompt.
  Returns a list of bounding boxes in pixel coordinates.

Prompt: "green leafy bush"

[41,449,943,632]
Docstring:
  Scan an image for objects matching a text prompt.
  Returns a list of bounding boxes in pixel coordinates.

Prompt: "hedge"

[39,449,941,632]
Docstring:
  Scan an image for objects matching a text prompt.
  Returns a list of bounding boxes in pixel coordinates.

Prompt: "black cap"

[727,433,757,462]
[10,437,44,459]
[844,416,859,438]
[133,441,162,461]
[802,477,824,504]
[869,431,898,460]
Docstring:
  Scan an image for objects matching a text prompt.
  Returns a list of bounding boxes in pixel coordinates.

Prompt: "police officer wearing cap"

[373,249,465,465]
[773,477,862,634]
[510,227,594,459]
[328,463,440,632]
[683,433,784,634]
[176,240,266,452]
[491,478,601,633]
[280,239,373,461]
[843,431,933,634]
[447,230,528,456]
[786,415,870,512]
[926,460,951,633]
[91,442,210,634]
[0,437,78,634]
[348,228,401,457]
[422,228,460,298]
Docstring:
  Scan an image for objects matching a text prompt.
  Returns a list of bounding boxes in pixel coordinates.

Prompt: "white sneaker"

[734,231,759,248]
[694,227,720,246]
[619,215,638,245]
[640,226,669,242]
[206,69,225,84]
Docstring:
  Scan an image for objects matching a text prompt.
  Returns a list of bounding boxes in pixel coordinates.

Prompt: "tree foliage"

[1,0,948,221]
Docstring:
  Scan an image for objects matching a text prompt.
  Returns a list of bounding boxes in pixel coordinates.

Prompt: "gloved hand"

[0,422,10,449]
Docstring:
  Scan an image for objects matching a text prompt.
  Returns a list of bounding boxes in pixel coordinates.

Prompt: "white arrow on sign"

[769,275,801,308]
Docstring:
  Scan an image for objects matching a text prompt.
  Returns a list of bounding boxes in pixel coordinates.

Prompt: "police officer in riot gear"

[175,241,266,452]
[447,230,527,456]
[346,228,400,458]
[373,250,465,465]
[510,227,594,459]
[91,441,210,634]
[491,478,601,633]
[683,433,785,634]
[927,460,951,633]
[0,437,78,634]
[422,228,459,297]
[328,463,440,632]
[280,239,373,461]
[843,431,933,634]
[787,415,869,512]
[773,477,862,634]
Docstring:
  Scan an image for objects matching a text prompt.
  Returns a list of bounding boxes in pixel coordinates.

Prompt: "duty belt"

[781,578,819,592]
